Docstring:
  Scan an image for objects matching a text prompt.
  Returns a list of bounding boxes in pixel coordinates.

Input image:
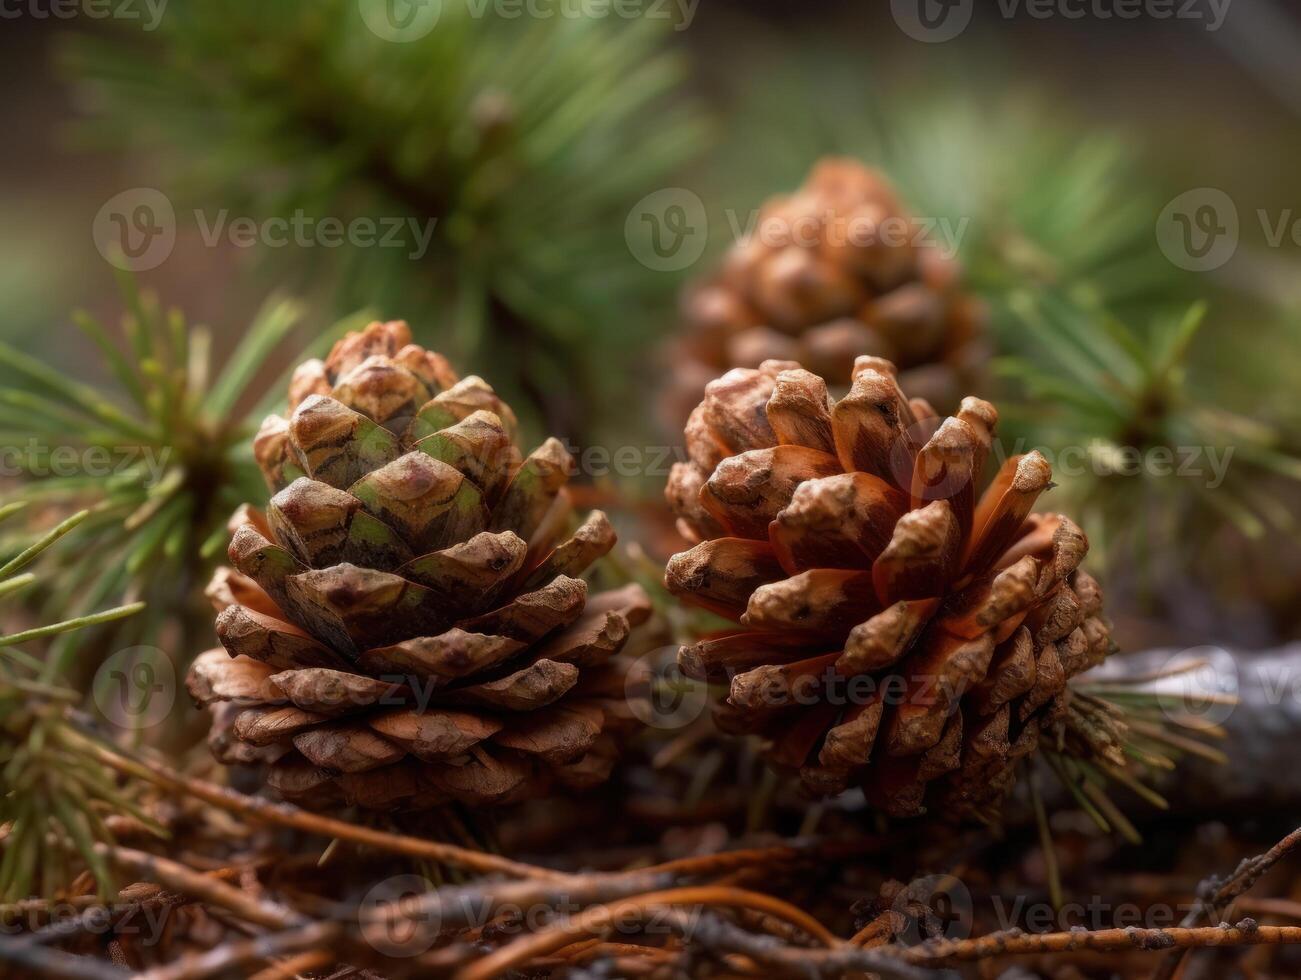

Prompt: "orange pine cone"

[665,356,1111,819]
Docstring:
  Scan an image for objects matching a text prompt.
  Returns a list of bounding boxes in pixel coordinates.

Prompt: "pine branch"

[0,504,148,903]
[999,293,1301,593]
[0,280,367,673]
[63,0,709,439]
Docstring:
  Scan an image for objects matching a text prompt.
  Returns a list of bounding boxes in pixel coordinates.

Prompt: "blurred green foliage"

[695,39,1189,319]
[1002,295,1301,592]
[64,0,708,443]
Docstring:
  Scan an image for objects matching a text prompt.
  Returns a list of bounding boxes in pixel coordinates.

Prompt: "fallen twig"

[897,920,1301,965]
[1150,823,1301,980]
[454,885,840,980]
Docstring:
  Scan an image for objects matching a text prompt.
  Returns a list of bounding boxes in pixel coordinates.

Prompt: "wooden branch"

[454,886,841,980]
[133,922,341,980]
[0,939,131,980]
[70,729,562,881]
[898,921,1301,965]
[672,910,932,980]
[1150,823,1301,980]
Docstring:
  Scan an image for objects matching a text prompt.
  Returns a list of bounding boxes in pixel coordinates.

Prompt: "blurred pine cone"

[665,357,1110,819]
[187,321,651,810]
[663,158,986,428]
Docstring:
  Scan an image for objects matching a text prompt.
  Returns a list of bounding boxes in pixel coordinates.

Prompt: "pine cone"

[663,157,986,428]
[665,357,1111,819]
[187,320,652,810]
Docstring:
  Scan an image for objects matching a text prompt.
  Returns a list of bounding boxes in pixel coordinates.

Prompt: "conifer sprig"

[998,294,1301,585]
[0,277,369,675]
[0,503,149,902]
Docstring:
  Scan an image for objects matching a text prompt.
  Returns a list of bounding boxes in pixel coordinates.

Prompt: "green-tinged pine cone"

[187,320,652,810]
[664,158,986,427]
[665,356,1111,819]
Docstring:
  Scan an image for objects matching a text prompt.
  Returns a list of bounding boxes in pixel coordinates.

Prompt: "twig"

[359,870,673,933]
[93,843,299,932]
[75,726,887,887]
[454,886,841,980]
[896,921,1301,965]
[246,950,335,980]
[69,730,562,881]
[1150,823,1301,980]
[666,911,930,980]
[133,921,342,980]
[848,910,899,948]
[0,939,130,980]
[637,837,881,880]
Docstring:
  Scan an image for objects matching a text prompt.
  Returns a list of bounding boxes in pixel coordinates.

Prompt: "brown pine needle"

[454,886,841,980]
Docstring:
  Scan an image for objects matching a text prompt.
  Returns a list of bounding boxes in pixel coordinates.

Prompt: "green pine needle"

[0,501,148,902]
[0,282,366,676]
